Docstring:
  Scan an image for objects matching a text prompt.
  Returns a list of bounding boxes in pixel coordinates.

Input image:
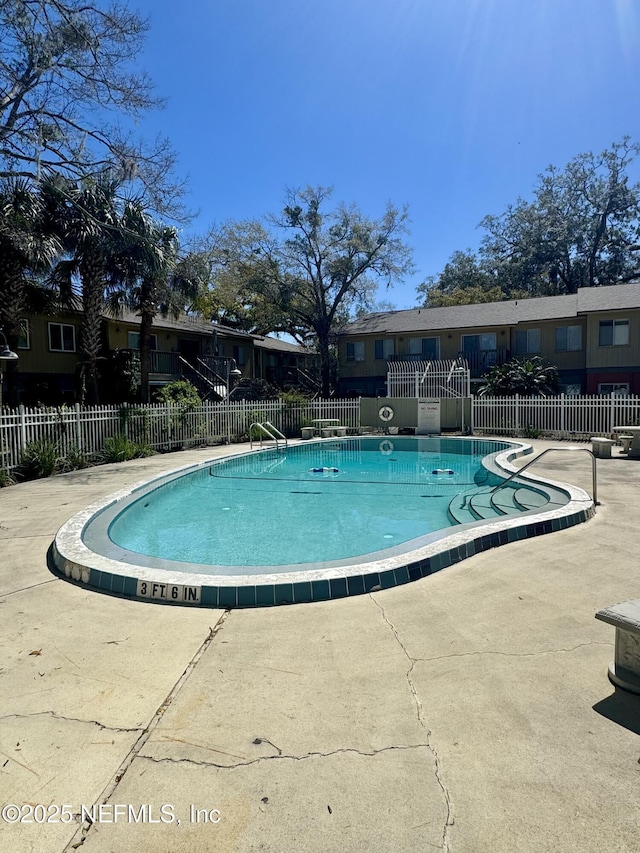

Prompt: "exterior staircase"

[178,357,226,402]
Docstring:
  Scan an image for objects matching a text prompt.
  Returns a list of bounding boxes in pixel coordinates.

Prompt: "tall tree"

[417,250,527,306]
[207,187,414,396]
[110,203,176,403]
[481,139,640,295]
[108,204,206,402]
[0,176,63,404]
[49,173,124,403]
[193,221,282,333]
[0,0,183,214]
[418,139,640,305]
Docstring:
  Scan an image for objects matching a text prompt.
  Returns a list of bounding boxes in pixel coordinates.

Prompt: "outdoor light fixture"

[0,330,18,412]
[0,330,18,361]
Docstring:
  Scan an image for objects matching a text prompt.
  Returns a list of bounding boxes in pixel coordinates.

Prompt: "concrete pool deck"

[0,439,638,852]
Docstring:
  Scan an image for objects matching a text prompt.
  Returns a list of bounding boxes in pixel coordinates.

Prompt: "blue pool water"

[107,437,513,569]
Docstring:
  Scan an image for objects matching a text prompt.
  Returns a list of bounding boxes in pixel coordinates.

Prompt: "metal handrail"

[178,356,216,389]
[195,357,228,388]
[249,421,288,450]
[490,446,599,509]
[264,421,287,445]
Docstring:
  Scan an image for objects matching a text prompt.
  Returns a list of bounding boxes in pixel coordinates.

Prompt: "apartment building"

[10,308,317,405]
[337,283,640,397]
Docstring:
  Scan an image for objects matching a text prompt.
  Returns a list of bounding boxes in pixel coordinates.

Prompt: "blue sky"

[131,0,640,309]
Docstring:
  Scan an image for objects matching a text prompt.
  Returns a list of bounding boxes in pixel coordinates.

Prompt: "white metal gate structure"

[386,359,470,399]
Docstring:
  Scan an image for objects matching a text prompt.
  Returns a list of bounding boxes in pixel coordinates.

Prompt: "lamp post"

[225,360,242,444]
[0,330,19,412]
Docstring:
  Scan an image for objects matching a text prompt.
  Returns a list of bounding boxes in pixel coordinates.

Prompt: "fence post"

[515,394,520,433]
[121,402,128,440]
[75,403,83,451]
[19,404,26,455]
[560,394,565,437]
[609,393,614,436]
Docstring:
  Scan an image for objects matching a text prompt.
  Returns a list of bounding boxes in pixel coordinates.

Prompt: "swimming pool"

[107,437,514,568]
[53,437,595,607]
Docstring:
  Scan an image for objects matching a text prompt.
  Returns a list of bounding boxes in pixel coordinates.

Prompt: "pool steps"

[447,481,569,526]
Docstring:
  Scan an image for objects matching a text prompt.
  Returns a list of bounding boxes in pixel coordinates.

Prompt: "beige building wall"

[105,319,216,356]
[508,319,587,372]
[18,313,82,377]
[339,325,512,380]
[585,309,640,369]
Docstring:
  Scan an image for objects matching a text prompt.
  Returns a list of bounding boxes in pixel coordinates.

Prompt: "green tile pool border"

[51,438,596,608]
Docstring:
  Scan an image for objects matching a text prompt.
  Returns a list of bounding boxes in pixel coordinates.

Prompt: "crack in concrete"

[0,710,142,733]
[413,640,612,664]
[137,742,432,770]
[370,594,454,853]
[0,579,57,597]
[61,610,231,852]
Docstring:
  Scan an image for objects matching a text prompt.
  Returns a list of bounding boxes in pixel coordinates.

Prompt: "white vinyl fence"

[0,399,361,472]
[3,395,638,473]
[472,394,640,438]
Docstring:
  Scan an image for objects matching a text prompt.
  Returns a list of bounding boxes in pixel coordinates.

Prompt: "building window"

[233,345,246,366]
[598,383,629,396]
[346,341,365,362]
[408,336,440,358]
[48,322,76,352]
[127,331,157,350]
[18,318,30,349]
[374,339,394,359]
[555,325,582,352]
[461,333,496,352]
[515,328,540,354]
[461,333,497,365]
[599,319,629,347]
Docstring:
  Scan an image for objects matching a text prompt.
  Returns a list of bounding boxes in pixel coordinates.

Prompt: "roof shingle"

[339,283,640,335]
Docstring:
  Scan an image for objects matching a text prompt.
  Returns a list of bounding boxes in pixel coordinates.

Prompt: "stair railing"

[490,446,598,509]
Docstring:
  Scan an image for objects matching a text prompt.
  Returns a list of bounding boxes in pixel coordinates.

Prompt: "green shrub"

[279,390,309,405]
[134,442,155,458]
[521,426,541,439]
[16,439,61,480]
[0,468,15,487]
[61,445,92,471]
[155,380,201,410]
[102,435,155,463]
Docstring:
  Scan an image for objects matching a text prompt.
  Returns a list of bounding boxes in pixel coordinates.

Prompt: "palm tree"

[108,202,206,402]
[0,177,64,405]
[49,174,124,404]
[478,356,559,397]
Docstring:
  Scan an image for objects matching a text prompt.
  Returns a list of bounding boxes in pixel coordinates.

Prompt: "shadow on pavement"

[593,689,640,736]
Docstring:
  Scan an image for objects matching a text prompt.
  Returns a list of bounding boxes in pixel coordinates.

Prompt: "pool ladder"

[249,421,288,450]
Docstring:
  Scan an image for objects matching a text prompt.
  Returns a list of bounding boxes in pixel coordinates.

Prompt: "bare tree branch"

[0,0,186,217]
